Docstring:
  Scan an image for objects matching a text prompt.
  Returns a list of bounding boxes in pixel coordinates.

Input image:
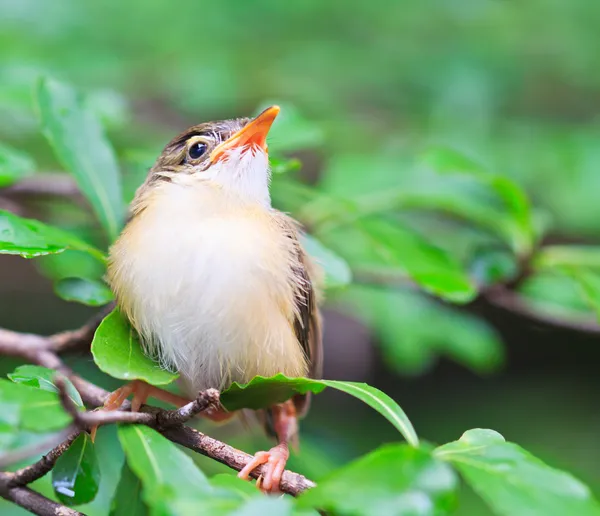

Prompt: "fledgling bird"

[105,106,323,492]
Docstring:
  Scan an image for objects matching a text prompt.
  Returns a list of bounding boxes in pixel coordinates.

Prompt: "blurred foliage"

[2,0,600,514]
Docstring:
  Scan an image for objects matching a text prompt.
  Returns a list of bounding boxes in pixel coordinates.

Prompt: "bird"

[104,106,323,493]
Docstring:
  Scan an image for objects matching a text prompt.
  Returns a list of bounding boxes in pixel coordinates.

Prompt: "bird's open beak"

[210,105,280,163]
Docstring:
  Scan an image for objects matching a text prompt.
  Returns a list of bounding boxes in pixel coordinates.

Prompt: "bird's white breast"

[108,180,308,395]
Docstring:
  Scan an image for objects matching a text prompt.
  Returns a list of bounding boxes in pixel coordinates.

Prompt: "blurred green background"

[2,1,600,514]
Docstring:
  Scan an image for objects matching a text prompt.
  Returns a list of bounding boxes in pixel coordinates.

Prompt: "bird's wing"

[279,214,323,418]
[292,246,323,381]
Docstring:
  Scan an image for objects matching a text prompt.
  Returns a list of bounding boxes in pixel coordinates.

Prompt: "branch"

[164,426,316,494]
[1,174,81,199]
[54,378,314,494]
[353,268,600,336]
[0,478,83,516]
[0,319,316,516]
[49,303,114,353]
[481,285,600,335]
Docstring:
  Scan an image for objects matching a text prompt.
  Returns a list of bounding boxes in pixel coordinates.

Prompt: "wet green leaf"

[37,77,124,242]
[54,277,114,306]
[299,444,458,516]
[0,210,106,261]
[91,310,178,386]
[435,429,600,516]
[0,142,34,187]
[221,374,419,447]
[79,425,126,516]
[8,365,83,408]
[52,433,101,506]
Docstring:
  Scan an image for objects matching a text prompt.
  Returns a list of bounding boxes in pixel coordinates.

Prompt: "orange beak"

[210,105,280,163]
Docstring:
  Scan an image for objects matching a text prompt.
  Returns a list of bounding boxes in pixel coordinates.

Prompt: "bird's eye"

[188,141,208,160]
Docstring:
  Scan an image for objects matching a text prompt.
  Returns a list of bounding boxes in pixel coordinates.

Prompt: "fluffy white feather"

[108,148,309,395]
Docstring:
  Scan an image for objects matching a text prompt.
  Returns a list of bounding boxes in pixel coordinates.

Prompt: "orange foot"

[91,380,191,440]
[238,443,289,493]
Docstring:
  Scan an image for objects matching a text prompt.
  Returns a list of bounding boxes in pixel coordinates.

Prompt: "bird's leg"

[90,380,191,440]
[238,399,297,493]
[103,379,191,411]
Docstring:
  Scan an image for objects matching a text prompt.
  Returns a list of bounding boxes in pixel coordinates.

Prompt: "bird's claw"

[238,444,289,494]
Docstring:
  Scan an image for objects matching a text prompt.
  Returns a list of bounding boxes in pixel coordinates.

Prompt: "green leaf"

[519,271,599,323]
[52,433,101,506]
[421,147,535,254]
[117,425,211,511]
[54,277,114,306]
[0,210,106,261]
[209,474,261,501]
[534,246,600,270]
[91,309,178,386]
[434,429,600,516]
[110,461,148,516]
[36,77,124,242]
[565,269,600,324]
[8,365,84,408]
[230,497,294,516]
[340,286,504,375]
[299,444,457,516]
[0,142,34,187]
[221,374,419,447]
[79,425,126,516]
[322,217,476,303]
[270,157,302,175]
[301,234,352,288]
[0,378,70,432]
[361,217,476,302]
[470,248,519,287]
[0,403,20,452]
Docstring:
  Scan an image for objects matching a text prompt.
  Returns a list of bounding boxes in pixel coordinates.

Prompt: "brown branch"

[52,378,317,493]
[49,303,114,353]
[481,285,600,335]
[0,320,315,516]
[164,426,316,494]
[1,174,81,199]
[353,268,600,336]
[157,388,221,426]
[0,478,83,516]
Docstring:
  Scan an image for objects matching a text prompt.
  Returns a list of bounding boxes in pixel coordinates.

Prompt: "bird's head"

[148,106,280,206]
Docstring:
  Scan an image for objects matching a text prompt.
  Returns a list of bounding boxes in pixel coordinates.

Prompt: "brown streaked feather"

[291,246,323,418]
[263,216,323,438]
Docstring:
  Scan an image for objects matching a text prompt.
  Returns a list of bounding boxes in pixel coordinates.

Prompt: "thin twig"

[157,388,221,426]
[49,303,114,353]
[1,174,81,199]
[482,285,600,334]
